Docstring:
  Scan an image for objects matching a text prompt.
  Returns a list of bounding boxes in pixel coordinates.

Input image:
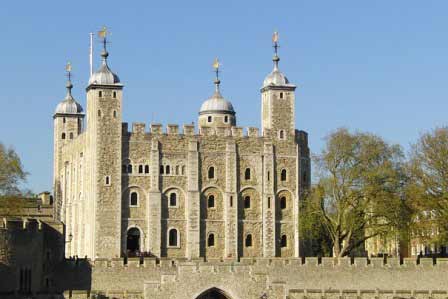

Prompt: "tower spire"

[212,57,221,93]
[98,26,109,65]
[65,62,74,100]
[272,31,280,70]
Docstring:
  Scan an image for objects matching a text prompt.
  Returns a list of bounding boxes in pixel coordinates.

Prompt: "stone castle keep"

[1,33,448,299]
[53,36,311,261]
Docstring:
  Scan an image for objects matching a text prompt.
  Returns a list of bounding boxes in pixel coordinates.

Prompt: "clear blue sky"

[1,1,447,193]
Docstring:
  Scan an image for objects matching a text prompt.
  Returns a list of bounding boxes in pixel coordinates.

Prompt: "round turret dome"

[262,56,290,88]
[88,51,120,85]
[199,90,235,115]
[54,81,84,115]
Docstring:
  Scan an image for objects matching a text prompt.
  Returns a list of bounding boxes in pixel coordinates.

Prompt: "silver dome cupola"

[54,63,84,116]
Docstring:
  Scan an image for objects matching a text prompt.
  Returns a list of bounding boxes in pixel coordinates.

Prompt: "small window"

[63,117,66,124]
[281,235,287,247]
[208,195,215,208]
[166,165,170,175]
[208,167,215,179]
[181,165,186,175]
[168,229,178,247]
[280,196,287,209]
[245,234,253,247]
[244,196,251,209]
[268,197,271,209]
[169,193,177,207]
[175,165,179,175]
[105,176,110,185]
[99,91,102,97]
[267,171,270,181]
[230,196,233,207]
[138,165,143,174]
[280,92,284,99]
[208,233,215,247]
[61,133,66,140]
[127,165,133,174]
[113,110,117,118]
[244,168,251,180]
[279,130,285,140]
[160,165,164,174]
[130,192,138,206]
[69,132,74,139]
[224,115,229,123]
[207,116,212,123]
[281,169,287,181]
[145,165,149,174]
[113,91,117,98]
[98,110,102,117]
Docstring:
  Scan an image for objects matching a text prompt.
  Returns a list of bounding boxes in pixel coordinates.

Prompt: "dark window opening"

[113,91,117,98]
[166,165,170,174]
[63,117,66,124]
[160,165,164,174]
[267,171,270,181]
[61,133,66,140]
[208,233,215,247]
[99,91,102,97]
[281,235,287,247]
[175,165,179,175]
[181,165,186,175]
[105,176,110,185]
[279,130,284,139]
[207,116,212,123]
[169,193,177,207]
[113,110,117,118]
[208,167,215,179]
[280,92,284,99]
[245,168,251,180]
[130,192,138,206]
[245,234,253,247]
[230,196,233,207]
[145,165,149,174]
[244,196,251,209]
[127,165,133,174]
[208,195,215,208]
[281,169,287,181]
[280,196,287,209]
[169,229,178,247]
[69,132,74,139]
[126,228,140,255]
[268,197,271,209]
[138,165,143,174]
[224,115,228,123]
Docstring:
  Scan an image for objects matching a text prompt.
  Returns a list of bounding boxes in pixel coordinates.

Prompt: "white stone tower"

[53,66,84,222]
[85,32,123,259]
[261,32,296,140]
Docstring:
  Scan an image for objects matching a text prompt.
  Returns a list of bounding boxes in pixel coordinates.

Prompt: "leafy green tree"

[407,127,448,245]
[0,142,27,196]
[302,128,409,258]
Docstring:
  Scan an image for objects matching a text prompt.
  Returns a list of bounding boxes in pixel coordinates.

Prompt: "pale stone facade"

[53,40,311,261]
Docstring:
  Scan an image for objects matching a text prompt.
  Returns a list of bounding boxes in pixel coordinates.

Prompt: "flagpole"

[89,32,94,76]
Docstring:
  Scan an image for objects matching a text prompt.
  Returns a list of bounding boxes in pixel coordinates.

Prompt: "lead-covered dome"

[54,81,84,115]
[88,50,120,85]
[199,90,235,115]
[262,56,290,88]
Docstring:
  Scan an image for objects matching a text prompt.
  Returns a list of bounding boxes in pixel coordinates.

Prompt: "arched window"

[145,165,149,174]
[99,91,102,97]
[230,196,233,207]
[281,235,287,248]
[169,193,177,207]
[244,196,251,209]
[168,229,178,247]
[160,165,164,174]
[113,110,117,118]
[105,176,110,185]
[175,165,179,175]
[181,165,186,175]
[268,197,271,209]
[224,115,229,123]
[130,192,138,206]
[279,130,285,140]
[245,234,253,247]
[113,91,117,98]
[127,164,133,174]
[208,167,215,179]
[166,165,170,175]
[280,196,287,209]
[207,233,215,247]
[208,195,215,208]
[61,133,66,140]
[69,132,74,139]
[138,165,143,174]
[280,92,284,99]
[281,169,287,181]
[207,116,212,123]
[245,168,251,180]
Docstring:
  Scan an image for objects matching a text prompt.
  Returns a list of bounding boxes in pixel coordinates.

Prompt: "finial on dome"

[65,61,73,98]
[212,57,221,93]
[272,31,280,70]
[98,26,109,63]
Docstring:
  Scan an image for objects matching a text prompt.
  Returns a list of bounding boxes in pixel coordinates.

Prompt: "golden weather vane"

[98,26,108,39]
[213,57,220,70]
[272,31,279,55]
[66,61,72,81]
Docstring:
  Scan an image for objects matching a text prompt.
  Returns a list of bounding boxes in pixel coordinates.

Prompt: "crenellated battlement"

[121,122,268,139]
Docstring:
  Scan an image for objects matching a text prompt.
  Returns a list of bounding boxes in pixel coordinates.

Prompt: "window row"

[61,132,74,140]
[129,191,179,207]
[160,165,186,176]
[207,166,288,181]
[123,164,150,174]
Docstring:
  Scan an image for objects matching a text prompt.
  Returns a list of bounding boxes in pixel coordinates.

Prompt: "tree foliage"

[0,142,27,196]
[301,128,410,258]
[407,127,448,244]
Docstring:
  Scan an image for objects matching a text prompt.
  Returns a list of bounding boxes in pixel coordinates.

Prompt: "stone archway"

[126,227,140,256]
[196,288,232,299]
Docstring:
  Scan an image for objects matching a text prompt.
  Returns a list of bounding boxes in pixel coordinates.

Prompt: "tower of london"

[53,35,311,261]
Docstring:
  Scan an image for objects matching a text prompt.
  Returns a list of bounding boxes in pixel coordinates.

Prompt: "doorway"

[126,227,140,256]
